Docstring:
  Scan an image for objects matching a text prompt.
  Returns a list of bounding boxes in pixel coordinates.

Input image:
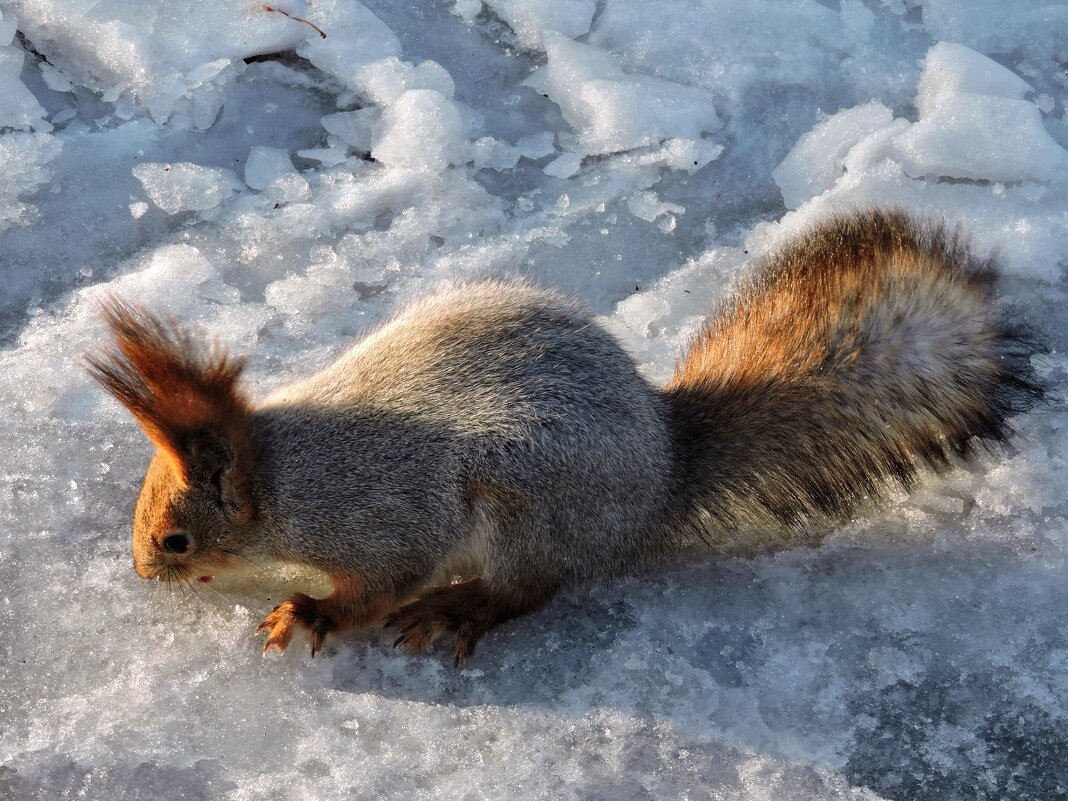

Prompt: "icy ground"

[2,0,1067,798]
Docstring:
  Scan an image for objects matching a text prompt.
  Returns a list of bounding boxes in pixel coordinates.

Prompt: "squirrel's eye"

[162,532,190,554]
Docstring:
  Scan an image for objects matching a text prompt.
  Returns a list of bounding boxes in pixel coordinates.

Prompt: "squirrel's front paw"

[257,593,336,656]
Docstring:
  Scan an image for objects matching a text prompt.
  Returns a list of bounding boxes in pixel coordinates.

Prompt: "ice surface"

[3,2,1068,800]
[916,1,1068,73]
[0,131,62,231]
[0,16,51,133]
[6,0,309,125]
[588,0,851,97]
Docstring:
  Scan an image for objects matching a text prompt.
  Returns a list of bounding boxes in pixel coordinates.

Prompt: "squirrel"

[88,208,1042,664]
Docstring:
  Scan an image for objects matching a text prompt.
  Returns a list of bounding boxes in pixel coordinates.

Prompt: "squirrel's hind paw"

[386,602,458,657]
[385,578,546,666]
[257,593,336,656]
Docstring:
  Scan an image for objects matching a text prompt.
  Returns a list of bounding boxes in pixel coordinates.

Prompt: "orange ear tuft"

[86,297,252,473]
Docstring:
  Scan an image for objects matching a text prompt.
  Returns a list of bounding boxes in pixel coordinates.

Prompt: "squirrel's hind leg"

[258,572,401,656]
[386,578,554,665]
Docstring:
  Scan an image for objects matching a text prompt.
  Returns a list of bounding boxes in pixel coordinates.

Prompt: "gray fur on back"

[253,280,674,597]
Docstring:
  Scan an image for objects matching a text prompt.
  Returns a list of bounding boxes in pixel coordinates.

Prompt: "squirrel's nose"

[162,532,190,554]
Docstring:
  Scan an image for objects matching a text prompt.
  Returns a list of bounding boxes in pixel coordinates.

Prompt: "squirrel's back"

[263,280,659,438]
[256,279,676,588]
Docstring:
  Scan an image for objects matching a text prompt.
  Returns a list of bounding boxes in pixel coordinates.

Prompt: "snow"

[5,0,307,126]
[244,146,297,192]
[2,1,1068,800]
[483,0,597,49]
[893,93,1068,183]
[915,42,1034,117]
[371,89,467,170]
[773,101,895,210]
[0,13,51,133]
[133,162,244,215]
[0,132,62,231]
[528,32,721,156]
[354,56,456,105]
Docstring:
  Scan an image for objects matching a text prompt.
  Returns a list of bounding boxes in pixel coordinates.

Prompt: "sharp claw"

[393,634,407,649]
[309,620,330,658]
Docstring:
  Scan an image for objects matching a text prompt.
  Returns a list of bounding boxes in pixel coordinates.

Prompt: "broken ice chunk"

[626,190,684,223]
[916,42,1033,118]
[352,57,455,105]
[321,109,379,152]
[296,146,349,166]
[132,162,243,214]
[0,42,52,132]
[483,0,596,49]
[516,131,556,160]
[297,0,401,91]
[773,101,895,209]
[531,33,720,156]
[543,152,583,178]
[470,137,522,171]
[371,90,466,170]
[0,132,62,231]
[893,94,1067,183]
[245,146,297,191]
[0,9,15,45]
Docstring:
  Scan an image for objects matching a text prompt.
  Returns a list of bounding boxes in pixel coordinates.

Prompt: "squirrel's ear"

[86,298,256,512]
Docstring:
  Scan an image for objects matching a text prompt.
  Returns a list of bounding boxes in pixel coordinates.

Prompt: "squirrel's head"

[87,299,261,583]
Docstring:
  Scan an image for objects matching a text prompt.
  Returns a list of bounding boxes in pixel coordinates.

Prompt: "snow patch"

[371,89,467,170]
[133,162,243,214]
[484,0,596,49]
[529,32,720,157]
[773,101,895,209]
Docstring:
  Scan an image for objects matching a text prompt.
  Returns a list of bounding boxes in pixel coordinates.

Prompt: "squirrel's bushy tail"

[663,208,1043,540]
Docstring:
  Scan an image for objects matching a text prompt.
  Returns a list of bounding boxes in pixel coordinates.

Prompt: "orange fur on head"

[86,297,253,480]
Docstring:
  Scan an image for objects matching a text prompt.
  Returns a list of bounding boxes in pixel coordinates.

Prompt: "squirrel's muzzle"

[133,557,156,580]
